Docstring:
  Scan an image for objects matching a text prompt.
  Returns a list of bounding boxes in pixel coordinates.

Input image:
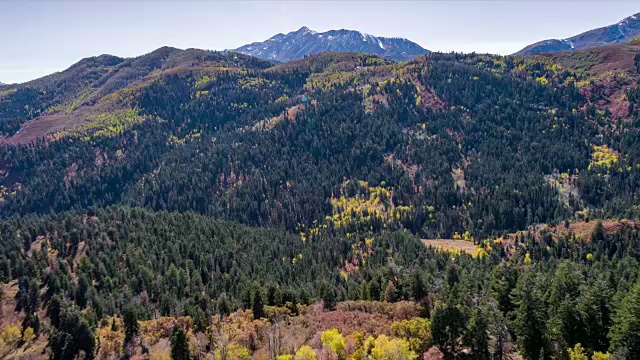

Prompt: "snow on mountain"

[234,26,429,62]
[516,12,640,56]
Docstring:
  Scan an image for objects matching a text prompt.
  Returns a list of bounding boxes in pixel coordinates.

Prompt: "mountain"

[516,12,640,55]
[3,44,640,359]
[234,26,430,62]
[0,82,5,86]
[2,46,639,231]
[0,47,271,142]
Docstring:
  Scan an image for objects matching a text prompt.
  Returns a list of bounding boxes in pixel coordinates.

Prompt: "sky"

[1,0,639,84]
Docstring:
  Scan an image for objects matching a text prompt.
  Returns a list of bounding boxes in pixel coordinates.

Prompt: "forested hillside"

[1,43,640,359]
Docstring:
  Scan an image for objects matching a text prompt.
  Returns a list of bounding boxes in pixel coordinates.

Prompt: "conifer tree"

[171,325,190,360]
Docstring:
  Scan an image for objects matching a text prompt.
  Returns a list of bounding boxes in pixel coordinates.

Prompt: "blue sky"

[1,1,638,84]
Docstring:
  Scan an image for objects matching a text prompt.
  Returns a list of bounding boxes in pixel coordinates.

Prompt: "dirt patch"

[451,158,470,193]
[0,281,20,327]
[421,239,476,253]
[0,281,49,359]
[0,102,114,145]
[506,219,640,243]
[250,102,314,132]
[0,113,86,145]
[384,154,418,182]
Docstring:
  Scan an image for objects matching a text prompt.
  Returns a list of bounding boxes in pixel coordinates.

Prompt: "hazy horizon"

[1,0,639,84]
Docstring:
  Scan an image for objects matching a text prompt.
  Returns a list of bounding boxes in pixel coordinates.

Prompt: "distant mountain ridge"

[516,12,640,55]
[233,26,430,62]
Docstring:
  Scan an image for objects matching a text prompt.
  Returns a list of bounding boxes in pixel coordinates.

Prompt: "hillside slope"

[1,46,639,237]
[529,42,640,119]
[0,47,271,142]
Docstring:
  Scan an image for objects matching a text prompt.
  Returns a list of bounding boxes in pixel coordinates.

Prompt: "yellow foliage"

[536,76,549,85]
[575,79,591,88]
[591,351,612,360]
[545,63,562,73]
[195,75,214,89]
[75,108,144,139]
[224,343,251,360]
[168,129,203,146]
[0,88,17,98]
[321,329,346,359]
[306,72,358,92]
[453,231,473,242]
[567,343,588,360]
[295,345,317,360]
[278,355,293,360]
[628,36,640,45]
[472,247,488,258]
[366,334,417,360]
[325,180,414,234]
[22,327,35,343]
[340,270,349,281]
[238,77,269,90]
[589,145,619,171]
[96,317,126,359]
[66,88,97,112]
[275,95,289,103]
[0,324,21,347]
[390,317,431,353]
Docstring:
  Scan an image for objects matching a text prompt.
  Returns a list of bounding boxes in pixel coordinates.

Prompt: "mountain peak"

[234,27,429,62]
[619,12,640,25]
[517,11,640,56]
[295,26,314,33]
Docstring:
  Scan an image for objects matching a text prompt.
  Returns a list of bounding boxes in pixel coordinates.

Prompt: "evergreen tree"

[511,269,546,360]
[123,307,139,343]
[323,288,337,311]
[253,289,265,320]
[171,325,190,360]
[431,301,467,359]
[610,277,640,357]
[464,306,490,359]
[591,220,606,243]
[410,270,427,302]
[75,275,89,309]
